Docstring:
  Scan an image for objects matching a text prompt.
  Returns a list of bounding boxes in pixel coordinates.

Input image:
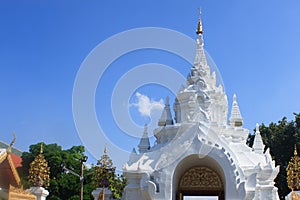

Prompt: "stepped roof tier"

[0,134,36,200]
[122,16,280,200]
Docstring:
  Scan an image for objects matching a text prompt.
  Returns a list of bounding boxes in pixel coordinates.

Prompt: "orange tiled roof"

[10,153,22,168]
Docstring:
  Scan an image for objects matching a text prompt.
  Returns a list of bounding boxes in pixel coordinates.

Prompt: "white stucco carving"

[122,20,280,200]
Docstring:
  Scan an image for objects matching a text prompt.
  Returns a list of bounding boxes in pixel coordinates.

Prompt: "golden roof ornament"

[40,143,43,154]
[28,143,50,188]
[7,133,16,154]
[287,144,300,191]
[196,8,203,35]
[196,19,203,35]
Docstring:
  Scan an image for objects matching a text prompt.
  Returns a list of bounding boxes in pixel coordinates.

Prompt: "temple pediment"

[0,135,36,200]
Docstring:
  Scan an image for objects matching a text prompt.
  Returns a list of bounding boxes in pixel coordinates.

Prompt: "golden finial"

[7,133,16,154]
[40,143,43,154]
[196,7,203,35]
[287,144,300,191]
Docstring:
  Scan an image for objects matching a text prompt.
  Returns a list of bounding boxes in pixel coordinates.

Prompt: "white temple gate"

[122,16,280,200]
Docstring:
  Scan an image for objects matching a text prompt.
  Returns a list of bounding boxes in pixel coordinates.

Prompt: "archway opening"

[177,166,224,200]
[173,155,225,200]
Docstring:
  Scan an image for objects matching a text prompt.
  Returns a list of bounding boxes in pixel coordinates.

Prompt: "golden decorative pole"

[28,143,50,188]
[287,145,300,191]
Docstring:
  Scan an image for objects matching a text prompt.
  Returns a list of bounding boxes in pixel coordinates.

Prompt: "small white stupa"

[122,15,280,200]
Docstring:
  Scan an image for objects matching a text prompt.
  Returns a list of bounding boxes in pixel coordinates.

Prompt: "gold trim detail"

[196,19,203,35]
[7,154,21,186]
[0,134,21,187]
[196,8,203,35]
[0,150,7,163]
[8,185,36,200]
[179,166,223,191]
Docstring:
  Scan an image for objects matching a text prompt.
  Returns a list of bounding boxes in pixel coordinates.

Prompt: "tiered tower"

[29,143,50,200]
[285,145,300,199]
[123,15,280,200]
[28,144,50,188]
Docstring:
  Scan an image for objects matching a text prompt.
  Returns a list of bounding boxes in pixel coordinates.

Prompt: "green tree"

[110,174,127,199]
[247,113,300,199]
[19,143,94,200]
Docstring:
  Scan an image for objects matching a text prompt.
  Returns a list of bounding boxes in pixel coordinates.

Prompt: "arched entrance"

[177,166,224,200]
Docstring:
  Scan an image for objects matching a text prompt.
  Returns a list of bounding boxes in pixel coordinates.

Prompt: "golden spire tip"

[196,7,203,35]
[7,133,16,153]
[40,143,43,154]
[294,144,298,156]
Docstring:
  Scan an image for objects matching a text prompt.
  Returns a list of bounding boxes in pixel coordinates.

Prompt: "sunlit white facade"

[122,19,280,200]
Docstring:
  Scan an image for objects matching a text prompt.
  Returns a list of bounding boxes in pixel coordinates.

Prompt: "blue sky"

[1,1,300,168]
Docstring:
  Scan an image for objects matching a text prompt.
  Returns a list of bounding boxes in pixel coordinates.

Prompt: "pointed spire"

[196,19,203,35]
[28,143,50,187]
[194,9,208,71]
[138,124,150,153]
[253,123,265,154]
[40,143,43,154]
[165,96,173,125]
[287,144,300,191]
[158,109,167,126]
[196,8,203,35]
[173,98,181,123]
[132,148,137,154]
[229,94,243,127]
[158,96,173,126]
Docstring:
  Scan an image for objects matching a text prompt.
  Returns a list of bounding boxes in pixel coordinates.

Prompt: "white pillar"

[30,187,49,200]
[92,187,113,200]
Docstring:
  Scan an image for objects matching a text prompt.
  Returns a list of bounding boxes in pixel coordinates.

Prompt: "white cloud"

[131,92,164,117]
